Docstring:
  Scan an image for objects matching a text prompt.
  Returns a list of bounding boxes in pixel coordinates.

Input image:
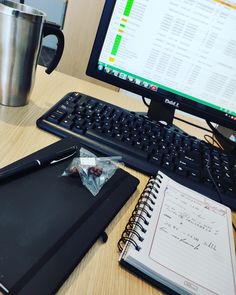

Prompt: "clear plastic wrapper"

[62,148,123,196]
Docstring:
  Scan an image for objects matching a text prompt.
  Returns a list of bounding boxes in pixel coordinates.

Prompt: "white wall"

[26,0,67,25]
[28,0,67,49]
[14,0,67,49]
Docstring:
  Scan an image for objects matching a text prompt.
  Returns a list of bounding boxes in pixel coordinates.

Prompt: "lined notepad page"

[125,173,236,295]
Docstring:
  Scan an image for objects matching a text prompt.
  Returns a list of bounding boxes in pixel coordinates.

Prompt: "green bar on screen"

[111,35,122,56]
[124,0,134,17]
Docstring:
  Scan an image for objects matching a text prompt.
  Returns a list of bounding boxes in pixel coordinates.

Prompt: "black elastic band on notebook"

[100,232,108,243]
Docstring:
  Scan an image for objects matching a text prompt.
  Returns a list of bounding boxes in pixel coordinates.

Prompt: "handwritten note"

[148,182,235,294]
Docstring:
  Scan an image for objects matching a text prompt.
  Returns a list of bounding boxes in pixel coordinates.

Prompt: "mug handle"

[43,22,65,74]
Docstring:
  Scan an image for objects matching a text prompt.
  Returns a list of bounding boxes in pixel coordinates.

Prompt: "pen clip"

[50,148,77,164]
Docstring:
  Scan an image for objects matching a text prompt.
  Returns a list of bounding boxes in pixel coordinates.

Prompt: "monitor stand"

[147,99,175,125]
[145,98,188,135]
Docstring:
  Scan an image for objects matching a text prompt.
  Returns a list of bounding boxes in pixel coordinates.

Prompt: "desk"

[0,67,235,295]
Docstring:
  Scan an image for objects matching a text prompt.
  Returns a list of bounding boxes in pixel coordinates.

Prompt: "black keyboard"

[37,92,236,210]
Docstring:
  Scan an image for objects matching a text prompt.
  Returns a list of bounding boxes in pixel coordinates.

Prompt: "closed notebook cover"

[0,137,139,294]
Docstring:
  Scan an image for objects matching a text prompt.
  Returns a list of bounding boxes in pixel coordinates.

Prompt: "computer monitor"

[86,0,236,130]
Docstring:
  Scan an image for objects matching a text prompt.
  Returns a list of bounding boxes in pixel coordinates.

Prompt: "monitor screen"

[86,0,236,130]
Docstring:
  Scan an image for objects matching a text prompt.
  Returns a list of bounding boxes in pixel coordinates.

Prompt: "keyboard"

[37,92,236,210]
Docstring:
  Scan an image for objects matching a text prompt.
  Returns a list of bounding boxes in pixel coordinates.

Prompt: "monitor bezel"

[86,0,236,130]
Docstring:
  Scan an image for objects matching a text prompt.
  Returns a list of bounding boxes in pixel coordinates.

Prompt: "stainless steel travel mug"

[0,0,64,106]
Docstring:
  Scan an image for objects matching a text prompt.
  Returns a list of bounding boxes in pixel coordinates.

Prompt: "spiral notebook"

[118,172,236,295]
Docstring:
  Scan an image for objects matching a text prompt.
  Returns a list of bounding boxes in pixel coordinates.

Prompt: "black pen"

[0,145,78,182]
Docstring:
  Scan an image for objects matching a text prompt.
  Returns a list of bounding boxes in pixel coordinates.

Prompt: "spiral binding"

[118,173,163,253]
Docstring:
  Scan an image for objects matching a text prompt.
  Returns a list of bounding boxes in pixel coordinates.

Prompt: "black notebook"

[118,172,236,295]
[0,137,139,295]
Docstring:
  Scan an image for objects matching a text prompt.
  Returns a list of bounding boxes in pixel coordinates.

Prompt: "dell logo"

[165,98,179,108]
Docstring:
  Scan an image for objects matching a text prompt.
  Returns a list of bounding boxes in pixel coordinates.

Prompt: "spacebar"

[85,129,147,159]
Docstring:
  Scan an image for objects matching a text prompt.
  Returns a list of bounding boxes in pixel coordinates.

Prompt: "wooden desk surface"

[0,67,235,295]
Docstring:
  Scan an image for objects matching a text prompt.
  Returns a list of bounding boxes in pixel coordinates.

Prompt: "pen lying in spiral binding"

[117,173,163,252]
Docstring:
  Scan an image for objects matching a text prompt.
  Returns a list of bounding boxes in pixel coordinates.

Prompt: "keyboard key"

[176,166,188,176]
[60,119,74,129]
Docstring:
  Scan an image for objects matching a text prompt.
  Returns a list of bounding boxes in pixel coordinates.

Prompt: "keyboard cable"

[204,134,223,149]
[206,120,236,153]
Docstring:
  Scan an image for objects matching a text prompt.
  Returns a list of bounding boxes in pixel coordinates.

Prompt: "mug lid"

[0,0,46,21]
